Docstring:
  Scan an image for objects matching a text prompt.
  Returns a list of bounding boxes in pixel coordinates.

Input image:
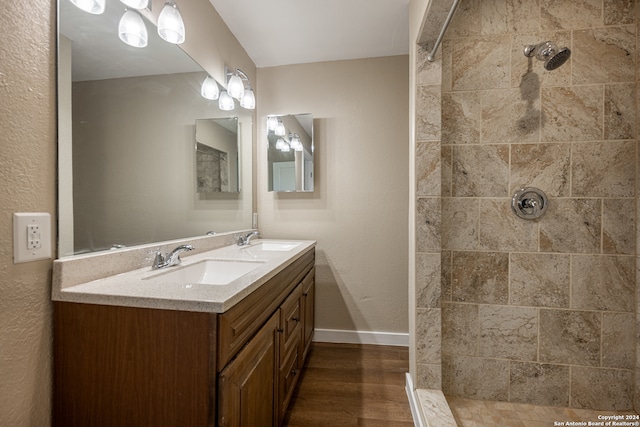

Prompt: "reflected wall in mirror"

[196,117,239,193]
[58,0,253,256]
[267,114,314,192]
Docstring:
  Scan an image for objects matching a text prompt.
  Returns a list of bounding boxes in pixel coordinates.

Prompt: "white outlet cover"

[13,212,52,263]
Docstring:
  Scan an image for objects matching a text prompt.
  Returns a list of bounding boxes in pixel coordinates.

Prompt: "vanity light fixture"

[200,76,220,100]
[240,86,255,109]
[225,68,255,109]
[157,1,185,44]
[120,0,148,9]
[118,8,148,48]
[227,72,245,99]
[219,90,235,111]
[70,0,105,14]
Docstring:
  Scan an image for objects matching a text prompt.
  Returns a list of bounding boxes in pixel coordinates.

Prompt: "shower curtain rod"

[426,0,462,62]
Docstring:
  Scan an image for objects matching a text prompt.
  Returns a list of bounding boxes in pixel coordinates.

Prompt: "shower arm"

[426,0,462,62]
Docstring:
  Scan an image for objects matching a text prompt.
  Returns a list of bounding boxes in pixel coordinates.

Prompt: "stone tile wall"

[414,0,638,412]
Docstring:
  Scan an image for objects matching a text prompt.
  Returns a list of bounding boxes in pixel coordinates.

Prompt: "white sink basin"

[251,241,301,251]
[147,259,264,285]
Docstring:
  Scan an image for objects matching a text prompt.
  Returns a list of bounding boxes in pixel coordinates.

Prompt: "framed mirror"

[267,113,314,192]
[57,0,253,256]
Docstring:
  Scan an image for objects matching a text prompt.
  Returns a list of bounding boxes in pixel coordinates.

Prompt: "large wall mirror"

[267,113,314,192]
[57,0,253,256]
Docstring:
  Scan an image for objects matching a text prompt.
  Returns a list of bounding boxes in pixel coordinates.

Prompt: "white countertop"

[52,239,316,313]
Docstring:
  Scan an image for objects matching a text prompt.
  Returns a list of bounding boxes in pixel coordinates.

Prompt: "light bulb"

[227,73,244,99]
[201,76,219,100]
[276,137,286,150]
[275,121,286,136]
[267,116,278,131]
[118,9,148,48]
[70,0,105,14]
[157,2,185,44]
[120,0,148,9]
[240,88,255,109]
[219,91,235,111]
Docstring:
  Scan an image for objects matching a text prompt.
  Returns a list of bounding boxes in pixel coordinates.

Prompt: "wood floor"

[282,342,414,426]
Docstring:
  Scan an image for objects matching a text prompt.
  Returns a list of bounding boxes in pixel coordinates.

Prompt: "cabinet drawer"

[217,249,314,370]
[279,283,302,355]
[277,343,300,423]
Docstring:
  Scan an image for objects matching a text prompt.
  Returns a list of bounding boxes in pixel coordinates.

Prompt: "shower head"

[524,41,571,71]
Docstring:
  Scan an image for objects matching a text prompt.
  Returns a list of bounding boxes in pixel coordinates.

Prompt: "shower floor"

[447,395,638,427]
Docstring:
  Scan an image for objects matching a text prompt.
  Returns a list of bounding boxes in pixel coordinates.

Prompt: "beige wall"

[412,0,638,412]
[257,57,410,334]
[0,1,56,425]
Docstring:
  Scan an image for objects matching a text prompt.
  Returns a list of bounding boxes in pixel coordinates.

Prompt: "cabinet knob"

[302,292,308,296]
[291,369,298,376]
[293,317,300,322]
[277,328,284,333]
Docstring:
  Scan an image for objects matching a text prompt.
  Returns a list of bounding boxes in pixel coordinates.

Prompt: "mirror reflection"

[58,0,253,256]
[267,113,314,192]
[196,118,239,193]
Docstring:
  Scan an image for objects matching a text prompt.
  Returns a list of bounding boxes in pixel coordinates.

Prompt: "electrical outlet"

[14,213,51,263]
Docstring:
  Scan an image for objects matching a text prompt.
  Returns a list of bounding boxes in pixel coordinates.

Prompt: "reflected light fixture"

[70,0,105,14]
[120,0,148,9]
[267,116,279,131]
[219,90,235,111]
[201,76,220,100]
[275,137,287,151]
[290,133,303,151]
[275,120,286,136]
[158,1,185,44]
[240,87,255,109]
[118,9,148,48]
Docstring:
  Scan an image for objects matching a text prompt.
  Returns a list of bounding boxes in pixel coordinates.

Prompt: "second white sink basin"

[147,259,264,285]
[251,241,301,251]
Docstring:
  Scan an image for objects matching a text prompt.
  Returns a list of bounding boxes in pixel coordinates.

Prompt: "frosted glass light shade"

[267,116,278,131]
[201,76,219,100]
[219,91,235,111]
[275,121,286,136]
[120,0,148,8]
[291,134,303,151]
[280,142,291,152]
[227,74,244,99]
[240,88,255,109]
[158,2,185,44]
[119,9,148,48]
[70,0,105,14]
[275,137,286,150]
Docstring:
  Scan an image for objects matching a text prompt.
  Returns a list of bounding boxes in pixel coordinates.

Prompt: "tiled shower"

[414,0,638,411]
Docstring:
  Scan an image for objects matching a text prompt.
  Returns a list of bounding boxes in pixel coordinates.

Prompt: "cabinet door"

[301,268,315,363]
[218,312,278,427]
[279,283,302,358]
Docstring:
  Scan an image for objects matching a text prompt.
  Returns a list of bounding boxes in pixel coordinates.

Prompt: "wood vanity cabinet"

[53,248,315,427]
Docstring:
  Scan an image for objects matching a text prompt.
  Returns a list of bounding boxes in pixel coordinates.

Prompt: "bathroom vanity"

[52,238,315,427]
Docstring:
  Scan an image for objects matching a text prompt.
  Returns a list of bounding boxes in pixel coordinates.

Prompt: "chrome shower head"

[524,41,571,71]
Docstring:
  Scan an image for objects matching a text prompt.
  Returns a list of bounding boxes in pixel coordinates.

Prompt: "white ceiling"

[208,0,410,68]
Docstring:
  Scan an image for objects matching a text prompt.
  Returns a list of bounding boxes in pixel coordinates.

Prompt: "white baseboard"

[405,373,426,427]
[312,328,409,347]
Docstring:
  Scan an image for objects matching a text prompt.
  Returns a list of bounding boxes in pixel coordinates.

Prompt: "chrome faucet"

[152,244,194,269]
[237,231,259,246]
